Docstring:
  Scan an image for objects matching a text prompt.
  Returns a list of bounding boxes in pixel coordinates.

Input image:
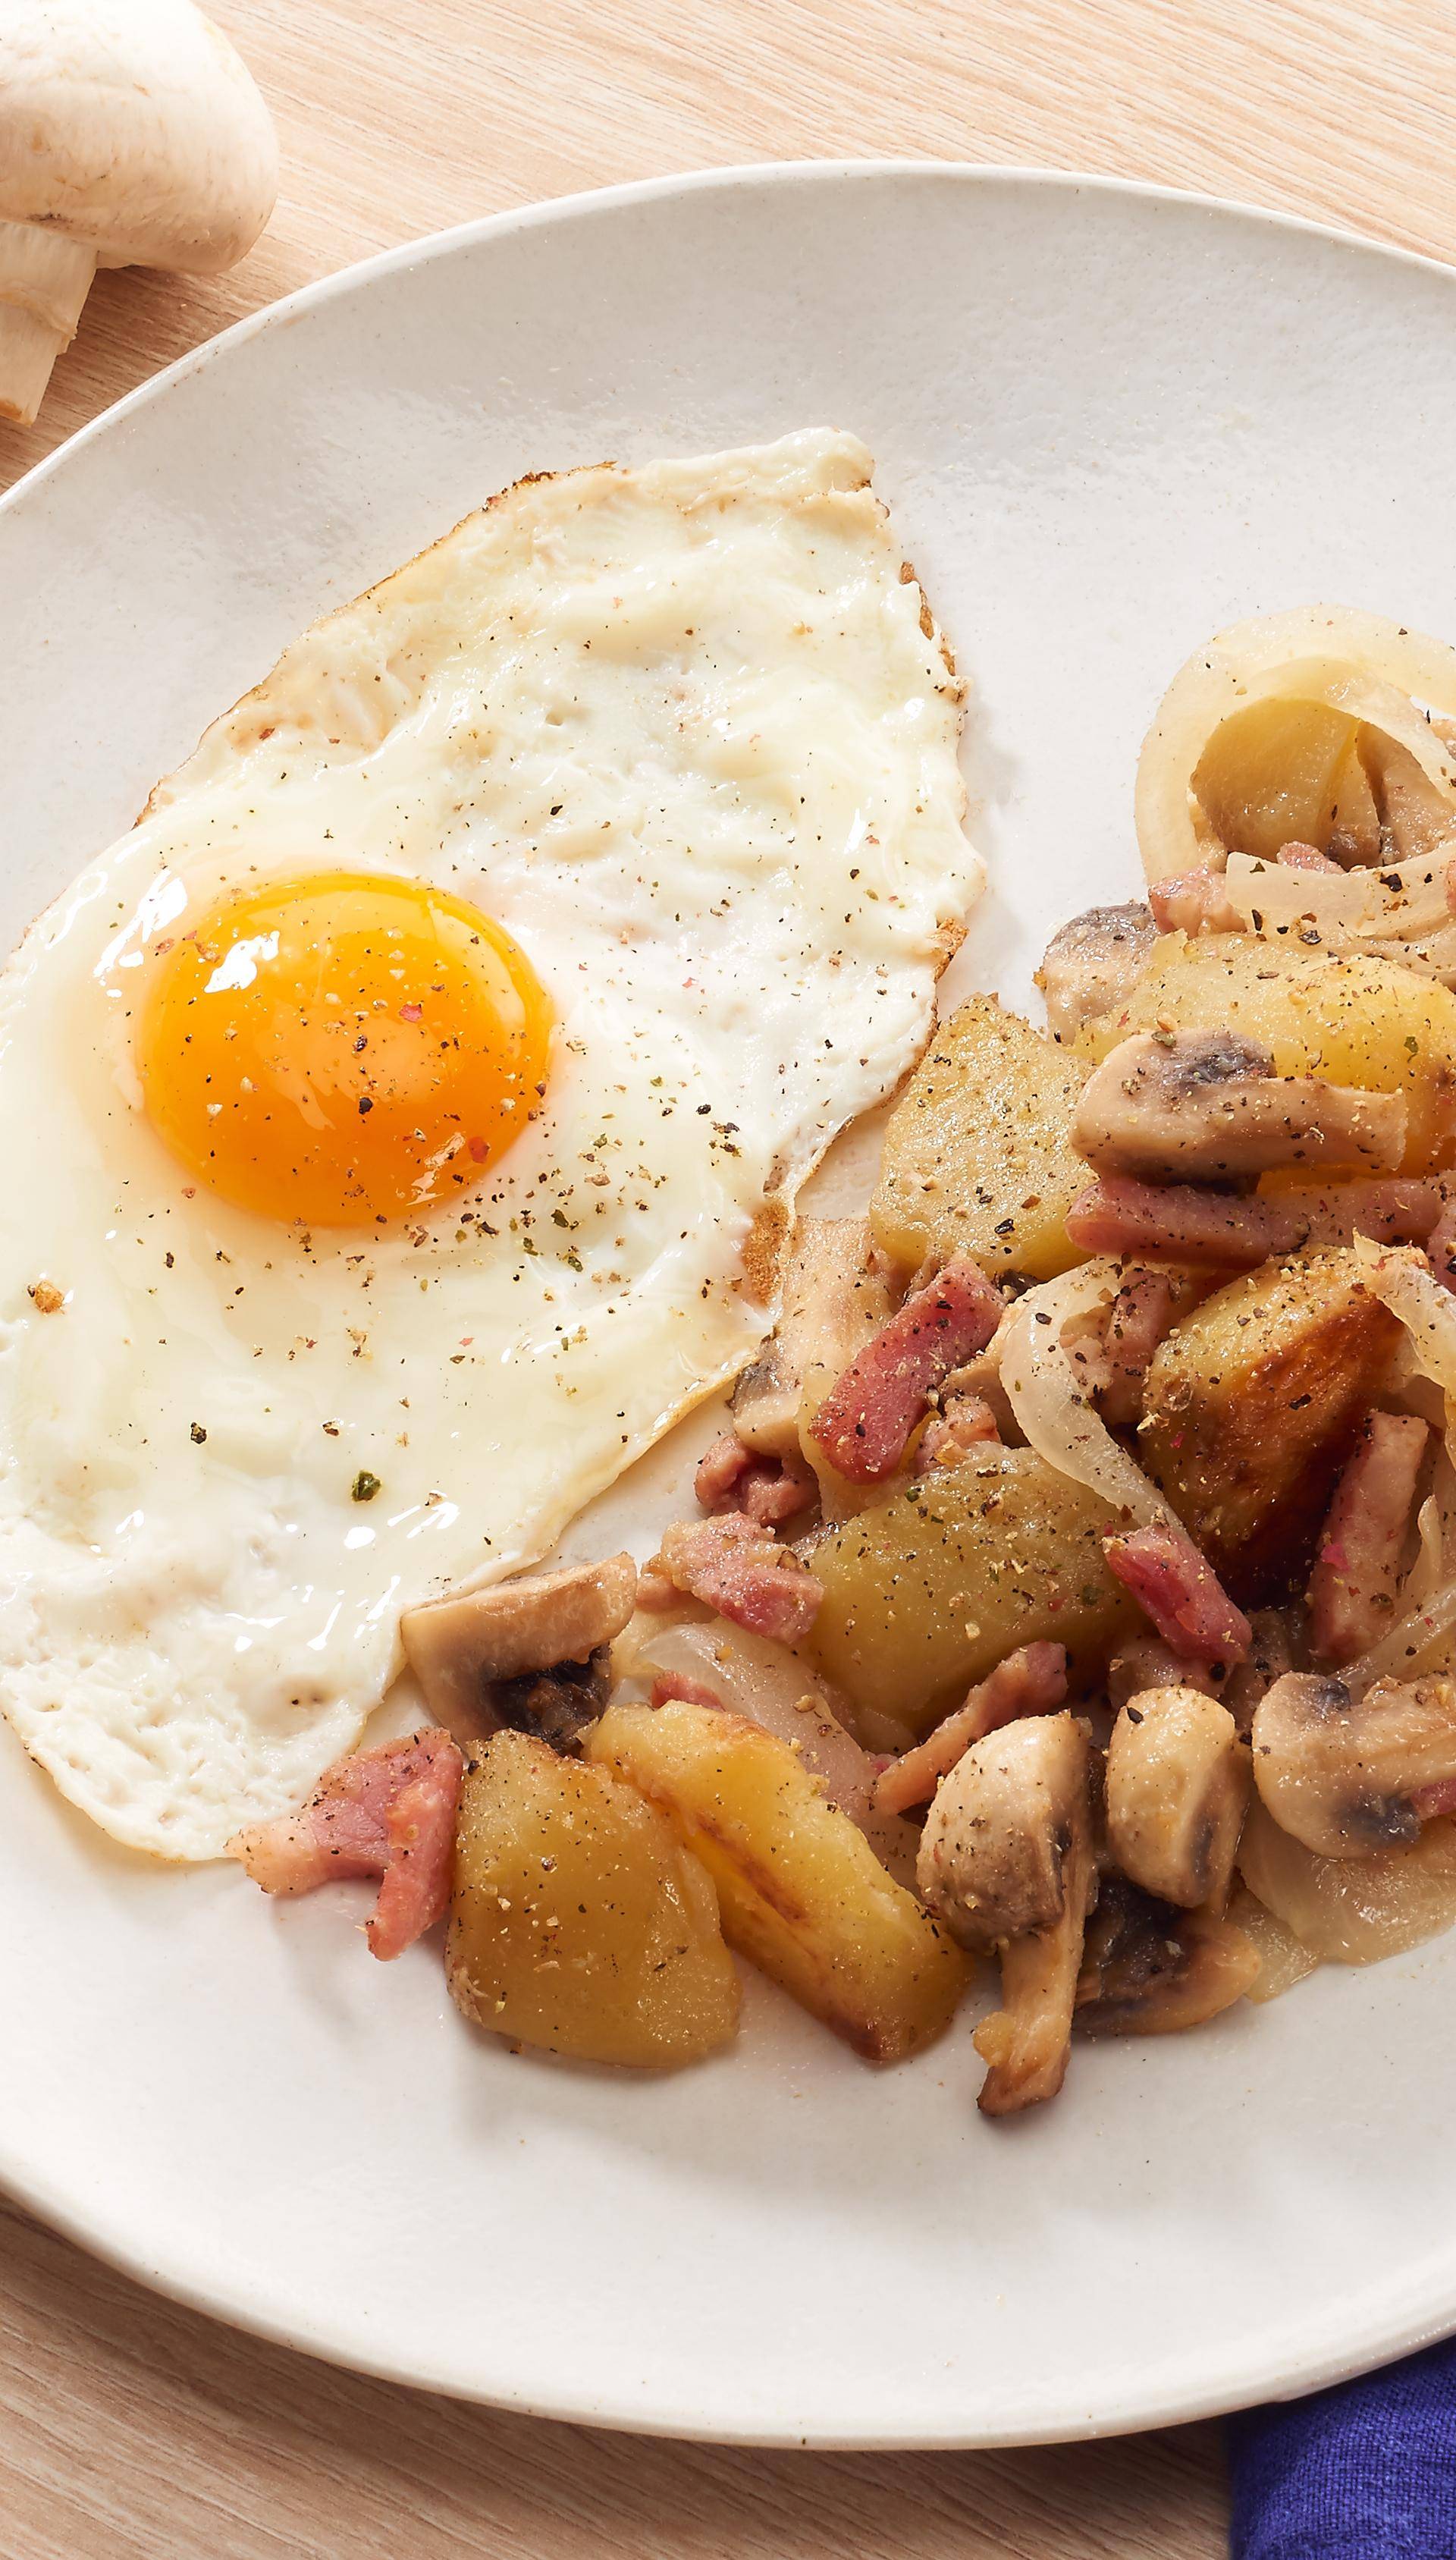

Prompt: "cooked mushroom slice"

[1075,1875,1260,2036]
[917,1713,1097,2115]
[1251,1668,1456,1855]
[400,1553,638,1746]
[1072,1029,1407,1185]
[1105,1687,1249,1909]
[731,1215,896,1479]
[1036,902,1158,1041]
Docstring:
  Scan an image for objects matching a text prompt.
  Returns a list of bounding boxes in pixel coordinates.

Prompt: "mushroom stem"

[0,217,97,422]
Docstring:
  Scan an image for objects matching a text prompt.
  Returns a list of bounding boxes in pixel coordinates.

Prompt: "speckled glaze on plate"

[2,162,1456,2448]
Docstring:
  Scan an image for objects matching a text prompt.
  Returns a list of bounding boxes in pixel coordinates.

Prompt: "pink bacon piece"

[1307,1411,1430,1666]
[872,1643,1069,1817]
[227,1727,463,1961]
[650,1514,823,1645]
[914,1389,1002,1473]
[1067,1173,1443,1271]
[1105,1521,1252,1668]
[807,1258,1003,1484]
[1097,1267,1188,1429]
[693,1430,815,1526]
[648,1671,724,1710]
[1148,865,1243,935]
[1277,840,1343,873]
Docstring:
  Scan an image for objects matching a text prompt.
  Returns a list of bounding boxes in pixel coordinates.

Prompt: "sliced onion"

[1224,847,1456,944]
[997,1263,1172,1528]
[1351,1236,1456,1400]
[621,1615,876,1816]
[1136,608,1456,884]
[1226,1885,1320,2002]
[1238,1797,1456,1963]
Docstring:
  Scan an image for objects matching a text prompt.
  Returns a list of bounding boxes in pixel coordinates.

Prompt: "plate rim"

[5,155,1456,2448]
[3,154,1451,528]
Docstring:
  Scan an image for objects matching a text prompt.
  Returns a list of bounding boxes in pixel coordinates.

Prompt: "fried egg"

[0,429,981,1857]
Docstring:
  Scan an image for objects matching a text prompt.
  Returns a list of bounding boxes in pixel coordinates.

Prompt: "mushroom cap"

[401,1553,639,1740]
[1106,1684,1249,1908]
[1252,1666,1456,1856]
[917,1710,1094,1953]
[0,0,278,272]
[1075,1875,1261,2036]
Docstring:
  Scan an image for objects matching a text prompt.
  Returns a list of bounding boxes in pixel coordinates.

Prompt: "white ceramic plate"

[4,162,1456,2449]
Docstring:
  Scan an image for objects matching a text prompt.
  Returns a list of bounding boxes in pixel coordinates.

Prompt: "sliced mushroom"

[1251,1667,1456,1855]
[917,1713,1098,2115]
[400,1553,638,1747]
[1035,901,1158,1041]
[1074,1875,1260,2035]
[0,1,278,425]
[1105,1687,1250,1909]
[1072,1029,1407,1185]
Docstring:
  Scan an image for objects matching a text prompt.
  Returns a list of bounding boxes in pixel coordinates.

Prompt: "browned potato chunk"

[1139,1247,1398,1592]
[803,1444,1133,1734]
[588,1699,968,2061]
[1081,934,1456,1172]
[447,1731,739,2068]
[871,995,1090,1280]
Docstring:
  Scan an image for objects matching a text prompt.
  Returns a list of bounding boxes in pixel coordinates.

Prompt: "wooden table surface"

[2,0,1451,2548]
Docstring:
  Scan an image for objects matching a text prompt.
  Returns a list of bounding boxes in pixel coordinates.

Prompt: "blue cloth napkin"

[1227,2336,1456,2558]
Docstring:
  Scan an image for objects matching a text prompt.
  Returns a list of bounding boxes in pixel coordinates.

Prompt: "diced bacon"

[873,1643,1068,1815]
[1148,865,1243,934]
[1307,1412,1430,1666]
[1105,1522,1252,1668]
[1067,1173,1444,1269]
[1411,1775,1456,1819]
[1277,840,1342,873]
[693,1429,814,1525]
[227,1728,463,1961]
[1097,1268,1187,1428]
[807,1258,1003,1483]
[1429,1198,1456,1295]
[652,1514,823,1644]
[915,1388,1002,1472]
[649,1671,724,1710]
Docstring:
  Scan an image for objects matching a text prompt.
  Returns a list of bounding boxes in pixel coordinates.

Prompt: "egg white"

[0,429,981,1857]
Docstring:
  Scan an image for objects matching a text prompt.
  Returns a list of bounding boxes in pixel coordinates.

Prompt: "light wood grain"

[2,0,1448,2548]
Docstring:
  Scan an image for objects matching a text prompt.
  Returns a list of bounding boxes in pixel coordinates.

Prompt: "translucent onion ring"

[1135,607,1456,885]
[996,1261,1172,1528]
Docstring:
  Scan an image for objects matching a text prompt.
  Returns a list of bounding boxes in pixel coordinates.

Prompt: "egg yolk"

[137,872,553,1227]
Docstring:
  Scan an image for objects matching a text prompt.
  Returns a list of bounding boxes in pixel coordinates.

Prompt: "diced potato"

[447,1730,739,2068]
[588,1699,968,2061]
[1081,933,1456,1171]
[1139,1246,1398,1588]
[871,995,1091,1280]
[802,1444,1134,1733]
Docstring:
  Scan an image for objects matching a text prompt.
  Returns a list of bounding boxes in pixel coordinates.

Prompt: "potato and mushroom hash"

[231,605,1456,2118]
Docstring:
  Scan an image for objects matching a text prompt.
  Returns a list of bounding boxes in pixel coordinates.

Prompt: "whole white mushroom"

[0,0,278,426]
